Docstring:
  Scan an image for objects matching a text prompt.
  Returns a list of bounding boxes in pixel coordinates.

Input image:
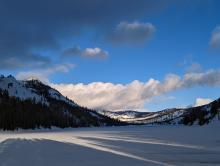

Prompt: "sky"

[1,0,220,111]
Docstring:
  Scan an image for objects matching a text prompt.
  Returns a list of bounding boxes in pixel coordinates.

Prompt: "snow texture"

[0,75,47,104]
[98,109,186,124]
[0,121,220,166]
[0,75,77,107]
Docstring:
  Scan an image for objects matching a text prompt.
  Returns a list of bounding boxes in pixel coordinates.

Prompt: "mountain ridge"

[0,75,219,130]
[0,75,124,130]
[97,99,220,125]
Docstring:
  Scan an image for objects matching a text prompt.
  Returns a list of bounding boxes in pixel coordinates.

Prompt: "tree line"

[0,89,124,130]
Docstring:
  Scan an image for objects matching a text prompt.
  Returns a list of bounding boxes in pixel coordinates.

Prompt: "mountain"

[97,99,220,125]
[0,75,219,130]
[97,109,185,124]
[178,99,220,125]
[97,110,153,122]
[0,75,124,130]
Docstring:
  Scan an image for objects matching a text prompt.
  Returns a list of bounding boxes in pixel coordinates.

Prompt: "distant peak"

[26,77,41,81]
[0,74,16,81]
[25,78,45,85]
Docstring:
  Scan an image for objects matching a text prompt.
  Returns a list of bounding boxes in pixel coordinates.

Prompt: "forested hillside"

[0,76,124,130]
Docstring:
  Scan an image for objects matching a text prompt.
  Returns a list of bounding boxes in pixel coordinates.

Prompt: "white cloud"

[109,21,155,44]
[83,47,108,58]
[51,69,220,110]
[181,69,220,87]
[185,62,202,73]
[194,98,213,107]
[210,26,220,49]
[16,63,74,83]
[63,46,108,59]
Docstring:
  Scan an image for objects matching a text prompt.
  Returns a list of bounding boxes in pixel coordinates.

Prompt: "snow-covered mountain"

[0,75,124,130]
[96,110,152,121]
[97,99,220,125]
[0,75,77,106]
[0,75,219,130]
[97,109,185,124]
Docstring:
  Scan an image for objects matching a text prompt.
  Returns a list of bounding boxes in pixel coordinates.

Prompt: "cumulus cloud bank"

[51,69,220,110]
[63,46,108,59]
[108,21,155,44]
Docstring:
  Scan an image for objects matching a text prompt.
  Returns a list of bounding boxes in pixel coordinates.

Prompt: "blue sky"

[51,0,219,83]
[1,0,220,111]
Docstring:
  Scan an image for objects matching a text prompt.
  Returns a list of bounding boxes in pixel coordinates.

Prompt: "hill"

[0,75,123,130]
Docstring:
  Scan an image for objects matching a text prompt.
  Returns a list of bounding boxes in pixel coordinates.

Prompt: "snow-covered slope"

[98,109,185,124]
[0,75,124,130]
[0,75,47,104]
[0,75,77,106]
[97,110,152,121]
[97,99,220,125]
[0,75,219,129]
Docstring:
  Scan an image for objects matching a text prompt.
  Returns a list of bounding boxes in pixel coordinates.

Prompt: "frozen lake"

[0,122,220,166]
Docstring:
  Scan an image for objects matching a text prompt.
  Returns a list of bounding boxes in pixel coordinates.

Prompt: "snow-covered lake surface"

[0,122,220,166]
